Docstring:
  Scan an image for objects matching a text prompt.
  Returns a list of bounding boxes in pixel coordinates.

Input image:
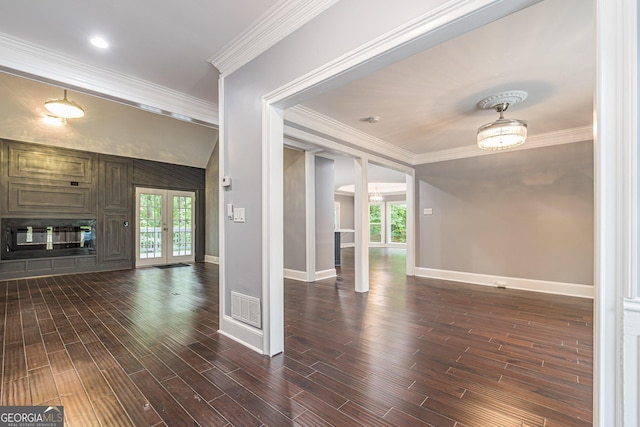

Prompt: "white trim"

[412,126,593,165]
[285,126,414,174]
[595,0,634,424]
[354,158,370,293]
[261,102,285,356]
[209,0,339,75]
[283,269,309,282]
[286,106,592,168]
[204,255,219,264]
[218,75,229,347]
[405,172,415,276]
[286,105,415,164]
[0,33,218,126]
[415,267,593,299]
[315,268,337,280]
[266,0,538,105]
[219,315,264,354]
[305,152,317,282]
[340,243,355,249]
[624,298,640,314]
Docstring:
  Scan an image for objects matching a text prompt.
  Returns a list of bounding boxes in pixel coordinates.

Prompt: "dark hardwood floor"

[0,248,592,426]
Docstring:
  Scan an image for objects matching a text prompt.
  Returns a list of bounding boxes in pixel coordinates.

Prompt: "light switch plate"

[424,208,433,215]
[233,207,245,223]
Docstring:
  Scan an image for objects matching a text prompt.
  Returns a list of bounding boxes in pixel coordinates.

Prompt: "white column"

[595,0,637,424]
[405,171,416,276]
[354,158,370,293]
[304,151,317,282]
[262,103,284,356]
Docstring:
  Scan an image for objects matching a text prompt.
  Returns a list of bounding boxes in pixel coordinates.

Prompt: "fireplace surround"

[2,218,96,260]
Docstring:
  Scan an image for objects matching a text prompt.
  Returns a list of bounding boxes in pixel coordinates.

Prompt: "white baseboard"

[283,268,309,282]
[315,268,337,280]
[414,267,593,299]
[204,255,219,264]
[219,315,264,354]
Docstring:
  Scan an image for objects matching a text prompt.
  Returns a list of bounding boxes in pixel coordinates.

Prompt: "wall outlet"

[495,281,507,289]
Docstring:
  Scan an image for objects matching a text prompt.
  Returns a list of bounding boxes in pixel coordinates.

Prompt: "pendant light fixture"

[369,186,383,203]
[476,91,528,150]
[44,89,85,119]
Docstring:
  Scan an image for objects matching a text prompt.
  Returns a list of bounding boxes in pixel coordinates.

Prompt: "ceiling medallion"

[476,90,528,151]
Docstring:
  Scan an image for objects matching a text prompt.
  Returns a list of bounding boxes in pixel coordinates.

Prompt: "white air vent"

[231,291,261,328]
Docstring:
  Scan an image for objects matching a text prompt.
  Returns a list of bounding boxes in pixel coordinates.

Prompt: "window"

[369,201,406,245]
[369,203,383,243]
[388,202,407,243]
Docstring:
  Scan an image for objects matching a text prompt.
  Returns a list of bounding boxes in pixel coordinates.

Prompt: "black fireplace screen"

[2,218,96,260]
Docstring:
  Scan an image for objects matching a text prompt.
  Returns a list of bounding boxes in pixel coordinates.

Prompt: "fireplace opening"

[2,218,96,260]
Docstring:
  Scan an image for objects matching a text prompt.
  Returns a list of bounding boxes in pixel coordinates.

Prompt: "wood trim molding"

[415,267,594,299]
[209,0,339,76]
[0,33,218,126]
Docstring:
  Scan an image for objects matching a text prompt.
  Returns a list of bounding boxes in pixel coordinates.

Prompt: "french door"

[135,187,195,267]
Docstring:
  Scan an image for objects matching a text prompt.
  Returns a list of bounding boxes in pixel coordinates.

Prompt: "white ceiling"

[299,0,593,157]
[0,0,594,181]
[0,0,282,103]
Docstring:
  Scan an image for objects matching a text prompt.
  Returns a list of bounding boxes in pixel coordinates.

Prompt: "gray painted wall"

[283,148,307,271]
[205,141,219,258]
[221,0,451,313]
[315,157,335,272]
[415,141,594,285]
[335,194,354,244]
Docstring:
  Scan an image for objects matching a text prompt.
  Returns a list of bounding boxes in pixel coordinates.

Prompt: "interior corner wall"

[283,148,307,271]
[205,140,219,258]
[415,141,594,286]
[335,194,355,244]
[315,157,335,273]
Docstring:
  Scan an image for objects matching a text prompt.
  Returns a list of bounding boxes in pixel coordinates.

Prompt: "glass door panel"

[136,188,195,267]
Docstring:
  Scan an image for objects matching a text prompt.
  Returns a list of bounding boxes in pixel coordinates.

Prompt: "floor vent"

[231,291,261,328]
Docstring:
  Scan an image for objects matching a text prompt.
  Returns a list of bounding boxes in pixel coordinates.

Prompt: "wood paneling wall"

[0,138,206,280]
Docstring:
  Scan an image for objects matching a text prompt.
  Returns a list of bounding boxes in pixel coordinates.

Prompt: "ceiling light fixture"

[44,89,85,119]
[369,187,383,203]
[476,91,528,150]
[90,36,109,49]
[42,115,66,126]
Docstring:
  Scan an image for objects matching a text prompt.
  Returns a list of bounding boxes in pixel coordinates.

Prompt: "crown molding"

[412,126,593,165]
[0,33,218,126]
[209,0,339,76]
[286,104,592,166]
[285,105,415,164]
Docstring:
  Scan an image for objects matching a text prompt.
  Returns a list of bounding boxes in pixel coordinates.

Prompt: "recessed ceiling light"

[90,36,109,49]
